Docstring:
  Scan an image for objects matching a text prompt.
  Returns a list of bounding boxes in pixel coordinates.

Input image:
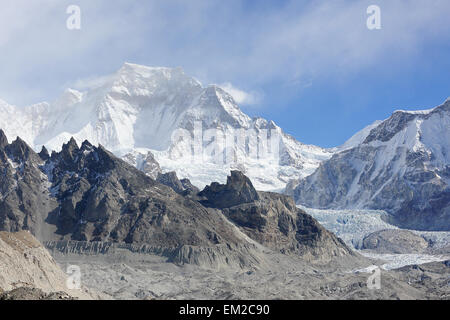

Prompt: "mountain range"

[289,99,450,231]
[0,62,448,231]
[0,131,354,267]
[0,63,330,191]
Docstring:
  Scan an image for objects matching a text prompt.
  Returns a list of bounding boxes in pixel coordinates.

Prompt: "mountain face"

[0,132,244,248]
[290,99,450,231]
[0,133,352,265]
[199,171,354,261]
[2,62,447,232]
[0,63,331,191]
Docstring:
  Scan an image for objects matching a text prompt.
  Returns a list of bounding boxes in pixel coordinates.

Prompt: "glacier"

[303,206,450,269]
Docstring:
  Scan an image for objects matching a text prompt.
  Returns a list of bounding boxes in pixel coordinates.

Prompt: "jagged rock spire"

[199,171,260,208]
[62,137,79,152]
[0,129,8,149]
[80,140,93,151]
[39,146,50,161]
[60,137,79,158]
[6,137,38,162]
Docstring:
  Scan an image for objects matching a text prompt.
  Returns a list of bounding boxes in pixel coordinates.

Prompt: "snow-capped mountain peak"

[0,63,332,190]
[291,98,450,231]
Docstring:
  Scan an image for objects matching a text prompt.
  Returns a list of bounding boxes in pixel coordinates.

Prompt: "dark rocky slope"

[200,171,354,261]
[0,132,354,268]
[0,134,243,247]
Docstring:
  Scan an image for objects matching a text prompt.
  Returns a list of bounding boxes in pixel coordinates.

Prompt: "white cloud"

[0,0,449,106]
[71,74,114,91]
[219,82,261,106]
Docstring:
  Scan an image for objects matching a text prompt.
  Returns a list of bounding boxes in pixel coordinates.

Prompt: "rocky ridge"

[0,132,355,270]
[200,171,355,262]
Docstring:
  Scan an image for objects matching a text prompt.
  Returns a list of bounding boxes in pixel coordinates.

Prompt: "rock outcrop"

[199,171,260,208]
[200,171,354,262]
[156,171,199,196]
[362,229,429,254]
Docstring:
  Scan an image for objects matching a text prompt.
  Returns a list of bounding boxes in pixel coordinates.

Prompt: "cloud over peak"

[219,82,261,106]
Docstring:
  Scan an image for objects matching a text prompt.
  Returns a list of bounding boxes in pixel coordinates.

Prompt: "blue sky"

[0,0,449,147]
